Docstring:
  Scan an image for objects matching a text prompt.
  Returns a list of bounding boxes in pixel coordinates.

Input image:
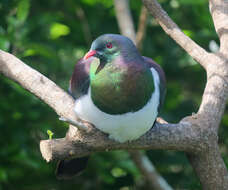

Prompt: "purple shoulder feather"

[69,58,93,99]
[143,56,166,113]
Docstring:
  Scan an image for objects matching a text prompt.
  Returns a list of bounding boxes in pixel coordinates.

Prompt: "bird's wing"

[57,58,93,180]
[143,56,166,113]
[69,58,93,99]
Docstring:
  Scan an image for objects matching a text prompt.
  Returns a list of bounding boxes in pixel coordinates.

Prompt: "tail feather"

[56,156,89,180]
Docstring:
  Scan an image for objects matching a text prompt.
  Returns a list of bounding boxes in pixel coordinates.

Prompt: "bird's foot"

[156,117,168,124]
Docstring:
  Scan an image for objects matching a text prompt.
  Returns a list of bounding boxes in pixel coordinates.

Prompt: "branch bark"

[209,0,228,55]
[187,142,228,189]
[0,50,75,120]
[113,0,136,44]
[136,6,148,51]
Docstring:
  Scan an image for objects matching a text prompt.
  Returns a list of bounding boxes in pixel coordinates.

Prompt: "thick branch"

[40,119,214,162]
[142,0,210,70]
[198,54,228,130]
[188,142,228,190]
[0,50,75,119]
[209,0,228,54]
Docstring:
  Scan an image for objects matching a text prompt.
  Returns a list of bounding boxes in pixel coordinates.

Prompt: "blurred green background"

[0,0,226,189]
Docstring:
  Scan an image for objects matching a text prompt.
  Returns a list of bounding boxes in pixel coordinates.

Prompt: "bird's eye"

[106,42,112,49]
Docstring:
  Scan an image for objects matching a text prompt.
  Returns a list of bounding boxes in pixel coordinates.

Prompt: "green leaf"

[49,22,70,39]
[183,30,193,38]
[111,167,127,178]
[47,130,54,139]
[17,0,30,22]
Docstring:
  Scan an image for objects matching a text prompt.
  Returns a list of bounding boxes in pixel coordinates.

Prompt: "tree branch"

[113,0,136,44]
[128,151,173,190]
[209,0,228,55]
[136,6,148,51]
[198,54,228,130]
[187,142,228,189]
[142,0,211,70]
[0,50,75,120]
[39,119,214,162]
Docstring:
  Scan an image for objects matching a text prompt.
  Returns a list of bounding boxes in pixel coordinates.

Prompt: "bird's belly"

[74,86,160,143]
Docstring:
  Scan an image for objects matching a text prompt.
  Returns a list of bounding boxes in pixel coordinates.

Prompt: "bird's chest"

[90,65,154,115]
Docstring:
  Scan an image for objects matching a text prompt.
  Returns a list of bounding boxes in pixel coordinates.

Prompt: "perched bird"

[56,34,166,179]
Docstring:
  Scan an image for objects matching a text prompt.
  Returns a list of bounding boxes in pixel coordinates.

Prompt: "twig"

[113,0,136,44]
[136,6,148,51]
[75,6,92,45]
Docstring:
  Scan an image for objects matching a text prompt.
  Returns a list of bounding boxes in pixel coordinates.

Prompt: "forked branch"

[142,0,211,70]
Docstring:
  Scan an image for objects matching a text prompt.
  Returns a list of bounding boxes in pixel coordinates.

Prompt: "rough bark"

[209,0,228,55]
[0,0,228,189]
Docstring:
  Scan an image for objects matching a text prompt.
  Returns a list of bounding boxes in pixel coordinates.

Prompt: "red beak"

[83,50,97,60]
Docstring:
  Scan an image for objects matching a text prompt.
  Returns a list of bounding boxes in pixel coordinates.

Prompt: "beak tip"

[83,50,97,60]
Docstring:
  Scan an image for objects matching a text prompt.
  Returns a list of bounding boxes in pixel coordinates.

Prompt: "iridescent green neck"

[89,60,154,115]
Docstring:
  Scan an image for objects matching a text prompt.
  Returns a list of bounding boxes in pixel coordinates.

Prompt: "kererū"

[56,34,166,179]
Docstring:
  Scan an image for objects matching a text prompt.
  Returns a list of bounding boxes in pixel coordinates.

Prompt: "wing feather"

[143,56,166,113]
[69,58,93,99]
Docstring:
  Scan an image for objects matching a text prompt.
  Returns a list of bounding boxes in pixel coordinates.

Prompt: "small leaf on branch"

[47,130,54,140]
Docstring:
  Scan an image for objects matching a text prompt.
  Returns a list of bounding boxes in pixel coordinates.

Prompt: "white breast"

[74,68,160,143]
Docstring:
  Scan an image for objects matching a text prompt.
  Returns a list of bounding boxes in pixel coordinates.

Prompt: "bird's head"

[83,34,140,74]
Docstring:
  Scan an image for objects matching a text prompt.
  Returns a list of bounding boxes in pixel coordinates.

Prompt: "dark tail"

[56,156,89,180]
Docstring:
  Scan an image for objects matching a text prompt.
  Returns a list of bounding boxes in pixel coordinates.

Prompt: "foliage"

[0,0,225,189]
